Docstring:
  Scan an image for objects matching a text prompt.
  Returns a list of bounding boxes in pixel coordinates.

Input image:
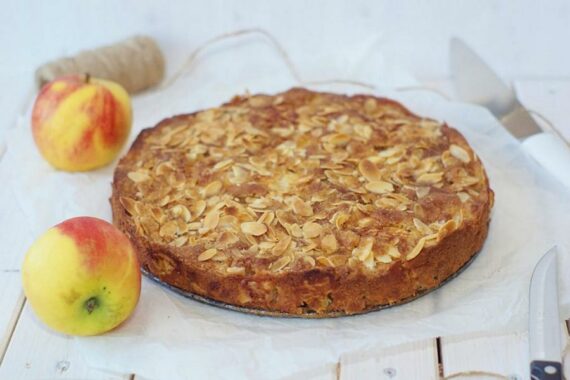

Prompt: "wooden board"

[0,302,128,379]
[441,324,569,379]
[340,339,439,380]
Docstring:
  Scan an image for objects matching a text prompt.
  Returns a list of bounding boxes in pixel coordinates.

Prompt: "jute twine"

[35,35,165,94]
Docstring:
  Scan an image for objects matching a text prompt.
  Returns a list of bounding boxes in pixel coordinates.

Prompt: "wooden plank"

[0,302,128,379]
[340,338,439,380]
[441,325,569,379]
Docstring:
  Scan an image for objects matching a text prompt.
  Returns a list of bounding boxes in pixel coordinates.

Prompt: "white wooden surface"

[0,80,568,379]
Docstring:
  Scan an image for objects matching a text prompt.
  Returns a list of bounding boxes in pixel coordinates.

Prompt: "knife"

[450,38,570,189]
[529,246,563,380]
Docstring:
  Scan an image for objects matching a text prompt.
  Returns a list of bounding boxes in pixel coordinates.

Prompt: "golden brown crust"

[111,88,493,316]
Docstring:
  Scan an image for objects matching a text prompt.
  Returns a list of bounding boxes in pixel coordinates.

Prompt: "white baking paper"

[1,44,570,379]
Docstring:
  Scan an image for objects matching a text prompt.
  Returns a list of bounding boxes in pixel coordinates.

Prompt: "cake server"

[450,38,570,189]
[529,246,563,380]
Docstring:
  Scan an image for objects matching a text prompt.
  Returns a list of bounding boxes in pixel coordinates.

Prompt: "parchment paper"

[1,44,569,379]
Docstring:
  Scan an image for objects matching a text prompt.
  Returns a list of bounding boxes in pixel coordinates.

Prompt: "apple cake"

[111,88,493,316]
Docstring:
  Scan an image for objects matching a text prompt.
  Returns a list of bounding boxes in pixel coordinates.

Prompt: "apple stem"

[85,297,99,314]
[84,73,91,84]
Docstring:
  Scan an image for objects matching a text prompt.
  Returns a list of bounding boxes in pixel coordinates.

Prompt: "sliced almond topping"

[273,235,292,254]
[119,197,139,216]
[170,236,188,247]
[203,180,222,197]
[413,218,433,235]
[212,159,234,171]
[302,222,322,239]
[457,192,470,203]
[358,159,383,182]
[415,187,430,199]
[289,223,303,238]
[334,212,349,229]
[203,209,220,231]
[291,196,313,217]
[192,200,207,218]
[302,255,316,267]
[387,245,401,258]
[328,133,351,146]
[406,238,426,261]
[417,172,443,185]
[438,219,457,238]
[317,256,335,267]
[353,237,374,261]
[171,205,192,222]
[354,124,372,140]
[258,241,276,250]
[226,266,245,275]
[127,171,150,183]
[159,221,178,237]
[365,181,394,194]
[321,233,338,253]
[377,254,393,264]
[269,255,291,272]
[241,221,267,236]
[198,248,218,262]
[449,144,471,163]
[188,222,201,230]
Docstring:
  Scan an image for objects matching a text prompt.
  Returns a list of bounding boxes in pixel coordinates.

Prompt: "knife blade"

[529,246,563,380]
[450,38,570,189]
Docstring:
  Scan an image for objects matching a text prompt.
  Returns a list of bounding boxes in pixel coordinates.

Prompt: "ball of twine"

[35,35,165,94]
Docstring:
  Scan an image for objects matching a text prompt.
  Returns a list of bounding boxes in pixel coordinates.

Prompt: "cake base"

[143,247,483,318]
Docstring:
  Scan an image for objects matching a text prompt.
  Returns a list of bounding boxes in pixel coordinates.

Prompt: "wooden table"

[1,79,569,380]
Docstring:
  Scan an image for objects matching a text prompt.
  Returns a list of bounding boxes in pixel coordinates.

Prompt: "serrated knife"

[529,247,563,380]
[450,38,570,189]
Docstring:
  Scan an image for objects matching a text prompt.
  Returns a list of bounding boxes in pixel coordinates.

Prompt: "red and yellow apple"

[31,74,132,171]
[22,217,141,336]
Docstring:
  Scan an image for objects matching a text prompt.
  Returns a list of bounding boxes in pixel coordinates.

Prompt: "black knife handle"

[531,360,563,380]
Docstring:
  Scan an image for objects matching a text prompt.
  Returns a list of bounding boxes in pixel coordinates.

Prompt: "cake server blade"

[529,246,563,379]
[450,38,570,189]
[449,37,541,138]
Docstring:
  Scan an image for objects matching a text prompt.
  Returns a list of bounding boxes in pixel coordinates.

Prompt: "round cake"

[111,88,493,316]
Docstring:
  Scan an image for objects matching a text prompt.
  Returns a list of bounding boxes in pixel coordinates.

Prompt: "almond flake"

[417,172,443,185]
[159,221,178,237]
[241,221,267,236]
[413,218,432,235]
[321,234,338,253]
[365,181,394,194]
[415,187,430,199]
[119,197,139,216]
[449,144,471,163]
[269,256,291,272]
[192,200,207,218]
[212,159,234,171]
[203,209,220,231]
[387,245,401,258]
[291,196,313,216]
[457,192,470,203]
[377,254,393,264]
[203,180,222,197]
[171,205,192,222]
[170,236,188,247]
[127,171,150,183]
[273,236,292,254]
[358,159,383,182]
[317,256,335,267]
[406,238,426,260]
[226,266,245,275]
[302,222,322,239]
[198,248,218,261]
